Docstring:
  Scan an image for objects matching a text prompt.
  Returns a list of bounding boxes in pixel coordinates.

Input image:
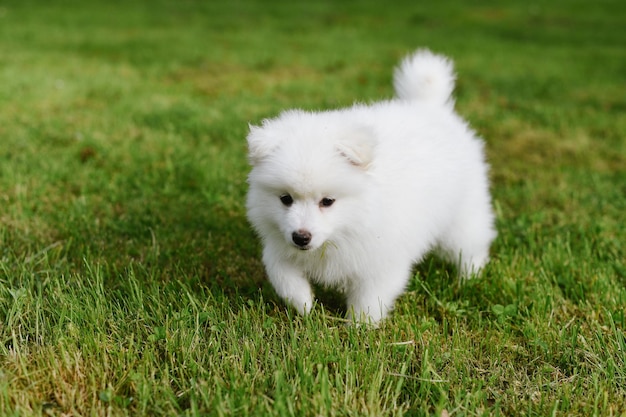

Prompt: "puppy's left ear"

[336,126,377,169]
[247,122,279,165]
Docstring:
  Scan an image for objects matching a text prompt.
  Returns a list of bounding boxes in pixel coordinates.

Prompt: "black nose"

[292,230,312,247]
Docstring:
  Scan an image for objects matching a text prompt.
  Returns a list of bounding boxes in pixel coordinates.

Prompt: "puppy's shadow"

[311,284,347,318]
[412,253,459,291]
[56,160,273,312]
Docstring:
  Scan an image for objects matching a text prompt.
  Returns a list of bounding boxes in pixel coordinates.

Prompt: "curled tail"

[393,49,456,105]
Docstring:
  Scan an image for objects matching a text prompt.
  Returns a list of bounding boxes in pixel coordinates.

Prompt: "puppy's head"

[246,110,376,252]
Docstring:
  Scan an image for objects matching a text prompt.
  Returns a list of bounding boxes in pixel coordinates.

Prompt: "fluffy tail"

[393,49,456,105]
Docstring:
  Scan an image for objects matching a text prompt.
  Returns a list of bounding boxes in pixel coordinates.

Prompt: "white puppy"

[246,49,496,324]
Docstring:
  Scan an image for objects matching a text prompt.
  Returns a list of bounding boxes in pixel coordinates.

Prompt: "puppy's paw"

[345,306,384,328]
[269,273,314,315]
[284,288,315,316]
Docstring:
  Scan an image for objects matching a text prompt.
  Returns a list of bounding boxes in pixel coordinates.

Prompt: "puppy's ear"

[336,126,377,169]
[247,122,280,165]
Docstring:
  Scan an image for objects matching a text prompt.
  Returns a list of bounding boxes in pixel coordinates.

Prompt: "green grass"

[1,0,625,415]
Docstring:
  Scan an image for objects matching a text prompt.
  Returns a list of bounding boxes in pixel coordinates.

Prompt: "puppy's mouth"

[291,240,335,258]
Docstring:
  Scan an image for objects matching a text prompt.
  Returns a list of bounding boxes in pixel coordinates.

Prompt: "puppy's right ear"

[336,125,377,170]
[247,122,280,165]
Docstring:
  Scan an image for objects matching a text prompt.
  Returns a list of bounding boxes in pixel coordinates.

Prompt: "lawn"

[1,0,625,415]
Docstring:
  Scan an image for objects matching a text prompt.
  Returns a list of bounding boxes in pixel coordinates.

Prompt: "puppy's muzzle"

[292,230,312,249]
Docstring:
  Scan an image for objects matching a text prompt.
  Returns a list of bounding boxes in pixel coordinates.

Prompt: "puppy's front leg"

[346,287,389,325]
[263,249,313,315]
[346,263,412,325]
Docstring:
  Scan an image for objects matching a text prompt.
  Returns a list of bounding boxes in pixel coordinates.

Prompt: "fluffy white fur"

[246,49,496,324]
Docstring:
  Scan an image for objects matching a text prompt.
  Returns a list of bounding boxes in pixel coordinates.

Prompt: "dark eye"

[279,194,294,207]
[319,197,335,208]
